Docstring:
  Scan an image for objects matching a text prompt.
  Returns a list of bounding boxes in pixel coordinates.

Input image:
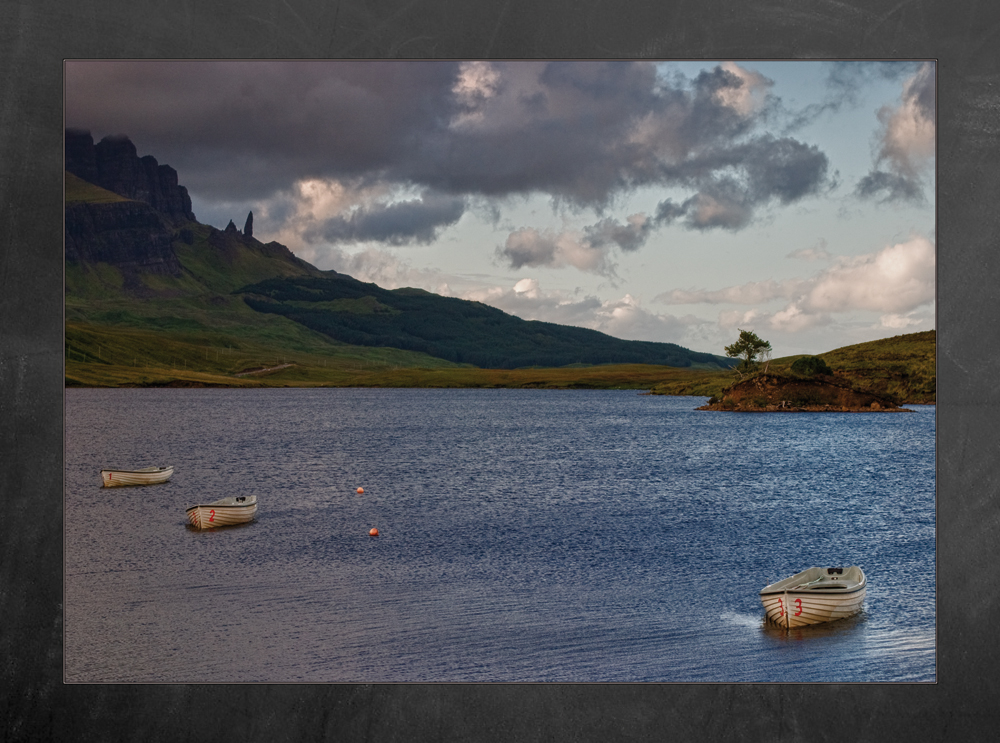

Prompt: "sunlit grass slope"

[648,330,936,403]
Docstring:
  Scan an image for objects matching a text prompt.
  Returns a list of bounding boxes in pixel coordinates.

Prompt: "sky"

[64,60,935,357]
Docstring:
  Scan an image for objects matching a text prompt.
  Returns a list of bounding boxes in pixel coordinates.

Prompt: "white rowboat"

[186,495,257,529]
[101,466,174,487]
[759,566,866,629]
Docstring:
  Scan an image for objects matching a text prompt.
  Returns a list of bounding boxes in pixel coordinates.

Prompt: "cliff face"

[65,199,182,277]
[65,129,322,297]
[66,129,195,225]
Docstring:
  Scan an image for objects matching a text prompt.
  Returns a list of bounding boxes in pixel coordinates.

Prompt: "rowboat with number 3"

[101,466,174,487]
[759,566,866,629]
[186,495,258,529]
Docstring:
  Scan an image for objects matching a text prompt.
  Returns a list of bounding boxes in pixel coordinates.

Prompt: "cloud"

[712,62,773,117]
[779,61,926,131]
[798,235,935,314]
[583,213,653,252]
[496,226,616,275]
[306,246,710,345]
[496,211,657,275]
[303,191,466,246]
[855,171,924,203]
[657,235,935,332]
[855,62,935,204]
[879,311,929,330]
[311,245,460,295]
[65,60,834,245]
[298,238,933,353]
[467,280,709,343]
[787,238,831,261]
[824,61,927,109]
[651,135,830,231]
[658,279,806,307]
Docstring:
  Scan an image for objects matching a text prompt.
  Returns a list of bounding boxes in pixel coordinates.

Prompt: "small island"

[697,331,914,413]
[697,372,908,412]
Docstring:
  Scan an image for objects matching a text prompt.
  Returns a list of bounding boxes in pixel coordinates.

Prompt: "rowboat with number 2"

[101,466,174,487]
[186,495,258,529]
[759,566,866,629]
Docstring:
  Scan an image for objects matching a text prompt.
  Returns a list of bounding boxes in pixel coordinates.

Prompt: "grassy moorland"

[65,322,935,402]
[65,318,716,390]
[64,164,933,398]
[648,330,936,404]
[65,171,132,204]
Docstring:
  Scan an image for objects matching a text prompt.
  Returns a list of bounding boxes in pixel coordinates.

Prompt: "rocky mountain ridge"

[65,130,316,295]
[62,130,733,371]
[65,129,195,224]
[64,187,183,291]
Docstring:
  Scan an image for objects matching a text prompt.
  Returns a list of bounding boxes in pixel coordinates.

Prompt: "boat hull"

[760,566,866,629]
[101,466,174,487]
[186,495,257,529]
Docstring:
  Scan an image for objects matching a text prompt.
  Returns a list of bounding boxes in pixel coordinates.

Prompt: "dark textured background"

[0,1,992,740]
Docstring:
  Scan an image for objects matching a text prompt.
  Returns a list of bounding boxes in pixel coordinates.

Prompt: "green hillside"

[235,274,732,370]
[648,330,936,404]
[64,164,733,386]
[65,171,131,204]
[63,137,934,397]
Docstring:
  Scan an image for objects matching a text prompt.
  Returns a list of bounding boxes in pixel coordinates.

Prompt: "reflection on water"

[760,610,868,643]
[64,389,935,682]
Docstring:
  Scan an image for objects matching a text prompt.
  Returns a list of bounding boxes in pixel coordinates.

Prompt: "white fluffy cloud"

[855,62,935,202]
[877,65,936,178]
[657,235,935,335]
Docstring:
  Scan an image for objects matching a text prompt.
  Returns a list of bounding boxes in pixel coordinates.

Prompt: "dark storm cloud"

[305,192,466,246]
[65,60,834,243]
[65,60,464,202]
[682,66,761,142]
[583,215,653,252]
[500,230,560,270]
[652,135,829,231]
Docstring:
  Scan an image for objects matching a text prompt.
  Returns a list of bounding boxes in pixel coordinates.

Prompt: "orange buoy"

[356,487,364,494]
[369,527,379,537]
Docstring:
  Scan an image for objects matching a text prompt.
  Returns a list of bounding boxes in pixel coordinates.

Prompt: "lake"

[64,388,935,682]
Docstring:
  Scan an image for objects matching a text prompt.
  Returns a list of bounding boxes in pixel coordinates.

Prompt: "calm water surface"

[64,388,935,682]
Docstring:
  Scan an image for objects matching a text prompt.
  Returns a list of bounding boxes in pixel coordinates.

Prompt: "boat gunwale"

[184,496,257,514]
[759,584,865,596]
[758,566,866,597]
[101,466,173,474]
[184,503,258,514]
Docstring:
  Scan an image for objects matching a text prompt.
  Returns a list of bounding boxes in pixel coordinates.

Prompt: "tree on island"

[725,329,772,378]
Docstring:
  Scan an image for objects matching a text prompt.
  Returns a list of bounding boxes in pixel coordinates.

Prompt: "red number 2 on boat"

[209,509,215,523]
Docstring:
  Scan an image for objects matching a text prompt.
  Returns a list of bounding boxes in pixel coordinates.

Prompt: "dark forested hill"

[236,275,734,369]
